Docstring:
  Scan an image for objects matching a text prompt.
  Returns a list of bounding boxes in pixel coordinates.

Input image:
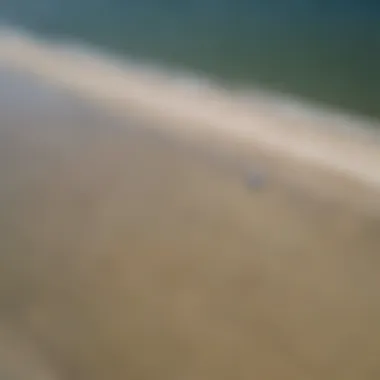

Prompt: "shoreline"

[1,29,380,194]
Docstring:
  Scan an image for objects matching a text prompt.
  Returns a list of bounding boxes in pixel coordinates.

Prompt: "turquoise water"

[1,0,380,119]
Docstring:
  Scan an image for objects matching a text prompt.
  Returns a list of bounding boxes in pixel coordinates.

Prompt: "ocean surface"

[1,0,380,121]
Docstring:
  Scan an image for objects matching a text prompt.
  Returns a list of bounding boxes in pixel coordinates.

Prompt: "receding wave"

[1,28,380,189]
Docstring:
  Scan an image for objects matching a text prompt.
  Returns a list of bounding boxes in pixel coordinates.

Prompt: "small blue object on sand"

[245,171,267,191]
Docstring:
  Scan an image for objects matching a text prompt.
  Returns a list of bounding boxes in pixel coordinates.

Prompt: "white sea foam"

[1,28,380,189]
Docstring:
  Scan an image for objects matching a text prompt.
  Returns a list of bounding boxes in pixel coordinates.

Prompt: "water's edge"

[1,1,380,119]
[1,29,380,191]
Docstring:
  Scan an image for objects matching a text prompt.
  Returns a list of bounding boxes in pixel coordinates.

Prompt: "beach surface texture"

[0,31,380,380]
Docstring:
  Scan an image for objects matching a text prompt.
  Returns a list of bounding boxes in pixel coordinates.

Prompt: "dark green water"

[1,0,380,119]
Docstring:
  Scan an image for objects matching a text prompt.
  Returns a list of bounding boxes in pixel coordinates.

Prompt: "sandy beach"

[1,56,380,379]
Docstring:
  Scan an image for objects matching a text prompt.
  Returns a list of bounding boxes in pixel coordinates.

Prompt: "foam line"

[1,28,380,189]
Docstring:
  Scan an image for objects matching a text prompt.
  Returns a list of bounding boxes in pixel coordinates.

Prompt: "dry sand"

[0,68,380,380]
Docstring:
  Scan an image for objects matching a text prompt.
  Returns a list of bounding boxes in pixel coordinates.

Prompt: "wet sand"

[1,69,380,380]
